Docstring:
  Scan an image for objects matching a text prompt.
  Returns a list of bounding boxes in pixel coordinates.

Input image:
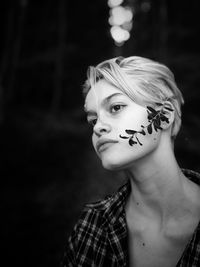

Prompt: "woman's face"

[84,79,162,170]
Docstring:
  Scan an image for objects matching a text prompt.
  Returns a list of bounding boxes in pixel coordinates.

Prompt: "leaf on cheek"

[147,106,157,115]
[119,135,129,139]
[119,102,171,147]
[139,129,146,135]
[125,129,137,134]
[165,107,174,112]
[136,136,143,146]
[147,124,152,134]
[129,138,137,146]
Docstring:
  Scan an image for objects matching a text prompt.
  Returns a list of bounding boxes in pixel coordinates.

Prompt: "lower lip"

[98,142,117,152]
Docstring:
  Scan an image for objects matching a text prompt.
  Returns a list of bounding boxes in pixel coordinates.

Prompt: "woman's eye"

[110,104,124,113]
[88,118,97,126]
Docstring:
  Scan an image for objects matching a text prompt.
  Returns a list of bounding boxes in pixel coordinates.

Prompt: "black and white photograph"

[1,1,200,266]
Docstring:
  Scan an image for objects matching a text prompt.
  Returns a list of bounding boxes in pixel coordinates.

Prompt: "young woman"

[62,56,200,267]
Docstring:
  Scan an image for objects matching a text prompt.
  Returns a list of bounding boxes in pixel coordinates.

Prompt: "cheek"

[139,131,161,151]
[118,129,162,166]
[92,134,99,156]
[120,112,149,132]
[92,134,96,149]
[118,106,163,148]
[100,132,161,171]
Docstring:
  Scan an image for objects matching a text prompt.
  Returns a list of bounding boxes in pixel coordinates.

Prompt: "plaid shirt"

[62,169,200,267]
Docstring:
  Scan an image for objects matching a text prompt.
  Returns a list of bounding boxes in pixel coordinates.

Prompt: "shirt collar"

[101,179,131,227]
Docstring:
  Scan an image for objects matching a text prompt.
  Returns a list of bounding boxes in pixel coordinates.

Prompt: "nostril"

[100,128,107,133]
[93,120,111,135]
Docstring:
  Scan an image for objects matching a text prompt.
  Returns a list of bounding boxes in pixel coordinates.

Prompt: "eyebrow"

[84,92,124,115]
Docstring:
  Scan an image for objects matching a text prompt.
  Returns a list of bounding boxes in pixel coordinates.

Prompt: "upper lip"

[96,138,118,151]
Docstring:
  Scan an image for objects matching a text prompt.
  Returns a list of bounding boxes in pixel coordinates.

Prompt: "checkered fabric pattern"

[61,169,200,267]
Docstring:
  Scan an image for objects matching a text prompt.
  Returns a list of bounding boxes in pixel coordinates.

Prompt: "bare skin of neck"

[125,134,199,225]
[124,134,200,267]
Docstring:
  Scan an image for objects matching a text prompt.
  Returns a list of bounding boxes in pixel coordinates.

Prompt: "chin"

[99,138,161,171]
[100,148,155,171]
[101,156,133,171]
[102,162,122,171]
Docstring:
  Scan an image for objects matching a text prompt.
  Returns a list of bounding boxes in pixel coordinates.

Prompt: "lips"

[96,138,118,152]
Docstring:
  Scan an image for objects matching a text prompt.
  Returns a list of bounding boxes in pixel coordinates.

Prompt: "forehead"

[85,79,124,108]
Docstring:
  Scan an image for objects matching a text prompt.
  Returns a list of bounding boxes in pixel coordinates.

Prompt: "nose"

[93,118,111,136]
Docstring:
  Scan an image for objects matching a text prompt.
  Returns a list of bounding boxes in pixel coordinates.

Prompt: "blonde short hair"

[83,56,184,139]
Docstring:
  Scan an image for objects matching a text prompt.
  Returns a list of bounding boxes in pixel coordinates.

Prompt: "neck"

[124,137,189,225]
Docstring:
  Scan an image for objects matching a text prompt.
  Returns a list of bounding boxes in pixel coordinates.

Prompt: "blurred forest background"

[1,0,200,266]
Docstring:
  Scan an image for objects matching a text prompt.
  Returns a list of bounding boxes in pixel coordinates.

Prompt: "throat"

[125,166,194,224]
[125,180,200,267]
[126,212,198,267]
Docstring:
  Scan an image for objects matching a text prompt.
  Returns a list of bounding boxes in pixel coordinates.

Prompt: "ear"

[160,101,175,130]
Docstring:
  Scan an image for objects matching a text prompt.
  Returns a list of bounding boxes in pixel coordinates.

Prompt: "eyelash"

[110,104,126,113]
[87,104,126,126]
[88,118,97,126]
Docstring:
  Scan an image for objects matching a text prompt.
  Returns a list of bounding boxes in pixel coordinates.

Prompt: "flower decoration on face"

[119,102,174,146]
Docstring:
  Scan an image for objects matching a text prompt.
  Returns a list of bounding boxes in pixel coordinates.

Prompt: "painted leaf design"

[155,116,161,126]
[147,124,152,134]
[129,138,137,146]
[119,135,129,139]
[119,102,173,147]
[153,117,161,131]
[139,129,146,135]
[155,102,163,106]
[153,123,158,132]
[147,114,154,121]
[147,106,157,115]
[136,136,143,146]
[125,129,137,135]
[164,107,174,111]
[160,115,169,123]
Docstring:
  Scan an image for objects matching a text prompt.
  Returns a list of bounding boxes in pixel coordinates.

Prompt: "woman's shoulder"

[62,181,130,267]
[85,179,130,212]
[75,180,131,229]
[182,168,200,185]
